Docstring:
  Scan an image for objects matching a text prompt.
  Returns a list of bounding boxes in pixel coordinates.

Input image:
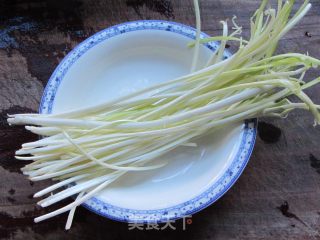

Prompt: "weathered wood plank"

[0,0,320,239]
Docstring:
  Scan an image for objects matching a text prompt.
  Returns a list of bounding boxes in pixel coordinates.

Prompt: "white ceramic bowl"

[39,20,256,223]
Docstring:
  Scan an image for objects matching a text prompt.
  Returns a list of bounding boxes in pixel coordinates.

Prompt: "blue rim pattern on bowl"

[39,20,257,223]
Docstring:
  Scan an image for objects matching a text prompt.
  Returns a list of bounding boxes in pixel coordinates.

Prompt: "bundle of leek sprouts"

[7,0,320,229]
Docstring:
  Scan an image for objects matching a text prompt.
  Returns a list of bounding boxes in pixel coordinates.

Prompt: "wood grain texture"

[0,0,320,239]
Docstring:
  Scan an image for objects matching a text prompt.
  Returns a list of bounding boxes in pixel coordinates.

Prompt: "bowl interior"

[51,29,243,210]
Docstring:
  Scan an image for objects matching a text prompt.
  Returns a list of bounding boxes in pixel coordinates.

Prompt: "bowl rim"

[39,19,257,224]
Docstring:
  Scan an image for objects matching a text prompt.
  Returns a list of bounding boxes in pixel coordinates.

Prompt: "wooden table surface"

[0,0,320,239]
